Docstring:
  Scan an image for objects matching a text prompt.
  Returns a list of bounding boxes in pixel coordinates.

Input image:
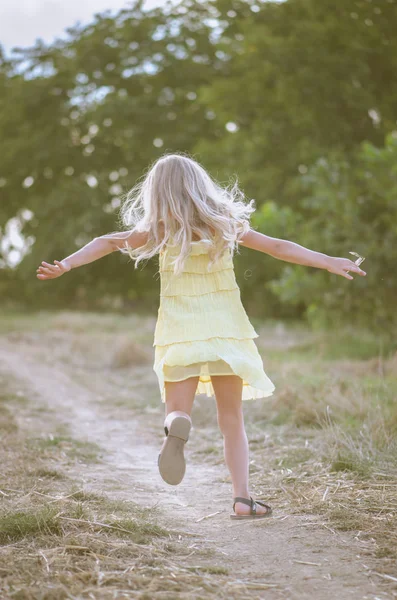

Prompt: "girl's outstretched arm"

[36,230,147,280]
[240,229,366,280]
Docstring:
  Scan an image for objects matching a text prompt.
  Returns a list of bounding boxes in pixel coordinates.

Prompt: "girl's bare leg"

[158,377,199,485]
[164,376,199,416]
[211,375,267,516]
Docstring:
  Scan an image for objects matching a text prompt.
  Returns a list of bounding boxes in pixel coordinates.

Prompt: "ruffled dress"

[153,240,275,401]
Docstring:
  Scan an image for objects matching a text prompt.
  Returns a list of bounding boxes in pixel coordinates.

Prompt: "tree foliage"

[1,0,396,329]
[0,1,221,307]
[269,136,397,331]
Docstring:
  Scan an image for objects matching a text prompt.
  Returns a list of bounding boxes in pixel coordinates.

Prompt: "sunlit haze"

[0,0,169,53]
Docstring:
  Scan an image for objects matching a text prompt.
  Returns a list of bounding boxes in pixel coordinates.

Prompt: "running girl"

[37,154,366,519]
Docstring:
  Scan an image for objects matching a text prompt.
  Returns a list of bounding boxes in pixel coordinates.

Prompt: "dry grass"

[1,311,397,597]
[0,486,274,600]
[189,324,397,573]
[110,336,153,368]
[244,346,397,567]
[0,351,275,600]
[29,435,102,463]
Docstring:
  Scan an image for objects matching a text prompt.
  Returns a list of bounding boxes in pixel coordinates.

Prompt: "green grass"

[32,435,102,463]
[0,309,155,343]
[0,404,18,433]
[317,331,396,361]
[97,497,158,519]
[0,507,62,544]
[103,518,169,544]
[31,468,66,480]
[260,323,396,362]
[330,451,373,478]
[0,375,31,433]
[188,565,229,576]
[66,490,103,502]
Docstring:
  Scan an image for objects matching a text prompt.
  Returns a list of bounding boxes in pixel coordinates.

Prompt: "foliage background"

[1,0,396,333]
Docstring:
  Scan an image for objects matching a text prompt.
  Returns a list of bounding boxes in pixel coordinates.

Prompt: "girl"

[37,154,366,519]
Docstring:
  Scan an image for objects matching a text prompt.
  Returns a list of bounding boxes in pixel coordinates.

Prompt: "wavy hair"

[116,153,255,274]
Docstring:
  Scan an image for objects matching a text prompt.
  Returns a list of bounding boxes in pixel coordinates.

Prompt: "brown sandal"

[230,496,272,520]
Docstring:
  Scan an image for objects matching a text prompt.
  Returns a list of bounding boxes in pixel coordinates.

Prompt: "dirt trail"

[0,339,387,600]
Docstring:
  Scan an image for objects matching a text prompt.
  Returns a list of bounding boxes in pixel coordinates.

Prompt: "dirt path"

[0,338,388,600]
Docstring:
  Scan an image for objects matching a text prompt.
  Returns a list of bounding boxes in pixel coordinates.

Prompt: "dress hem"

[154,348,275,402]
[154,333,259,347]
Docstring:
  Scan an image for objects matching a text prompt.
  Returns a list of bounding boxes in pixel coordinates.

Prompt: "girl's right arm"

[36,230,148,280]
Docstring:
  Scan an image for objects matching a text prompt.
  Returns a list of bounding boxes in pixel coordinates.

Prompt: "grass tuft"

[330,451,373,478]
[103,517,169,544]
[32,435,101,463]
[0,507,62,544]
[0,405,18,433]
[32,468,66,480]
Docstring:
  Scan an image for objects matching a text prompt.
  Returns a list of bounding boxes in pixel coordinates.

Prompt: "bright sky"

[0,0,168,53]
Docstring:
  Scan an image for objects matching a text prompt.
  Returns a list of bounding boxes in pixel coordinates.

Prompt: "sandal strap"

[233,496,256,515]
[256,500,272,514]
[256,500,272,511]
[232,497,272,516]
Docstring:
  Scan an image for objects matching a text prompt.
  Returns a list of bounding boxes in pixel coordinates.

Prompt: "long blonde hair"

[118,153,254,274]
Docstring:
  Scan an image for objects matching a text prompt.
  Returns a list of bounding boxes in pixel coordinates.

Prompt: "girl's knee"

[217,409,244,436]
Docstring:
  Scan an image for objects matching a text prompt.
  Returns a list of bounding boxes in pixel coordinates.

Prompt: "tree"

[1,0,397,329]
[0,0,223,306]
[269,135,397,331]
[197,0,397,203]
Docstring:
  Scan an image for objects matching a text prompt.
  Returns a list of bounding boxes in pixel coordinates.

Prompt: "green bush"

[268,136,397,332]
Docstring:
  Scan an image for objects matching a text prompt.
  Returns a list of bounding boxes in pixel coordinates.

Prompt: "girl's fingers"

[42,262,59,273]
[337,267,354,279]
[350,264,362,273]
[40,267,55,276]
[347,261,366,275]
[37,261,65,279]
[346,266,366,276]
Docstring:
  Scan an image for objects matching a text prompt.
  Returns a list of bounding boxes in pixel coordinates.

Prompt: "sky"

[0,0,168,53]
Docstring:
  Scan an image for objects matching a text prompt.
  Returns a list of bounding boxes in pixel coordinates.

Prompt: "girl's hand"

[36,260,71,280]
[326,257,366,280]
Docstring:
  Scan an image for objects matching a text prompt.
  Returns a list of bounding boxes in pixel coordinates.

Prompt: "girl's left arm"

[37,230,147,280]
[239,229,366,280]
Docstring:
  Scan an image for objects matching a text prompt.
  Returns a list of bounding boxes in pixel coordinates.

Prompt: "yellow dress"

[153,240,275,401]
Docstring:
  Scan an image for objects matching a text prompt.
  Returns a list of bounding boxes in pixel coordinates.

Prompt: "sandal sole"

[158,416,191,486]
[230,508,272,520]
